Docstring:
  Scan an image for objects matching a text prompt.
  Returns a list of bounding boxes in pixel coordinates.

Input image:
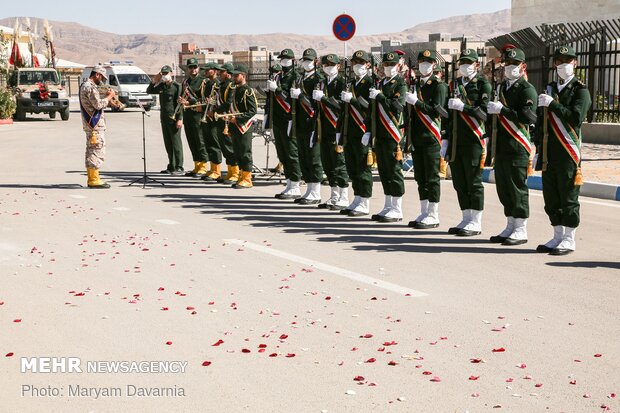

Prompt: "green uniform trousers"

[297,128,323,183]
[230,128,253,172]
[412,143,441,202]
[450,143,484,210]
[542,159,580,228]
[376,138,405,197]
[320,131,348,188]
[216,120,237,166]
[344,136,373,198]
[183,111,207,163]
[160,119,184,171]
[273,119,302,181]
[494,153,529,218]
[201,121,222,164]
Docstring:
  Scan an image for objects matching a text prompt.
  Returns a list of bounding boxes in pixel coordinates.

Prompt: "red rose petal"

[258,344,267,349]
[13,319,21,323]
[201,361,212,366]
[285,353,295,358]
[388,361,398,366]
[365,358,376,363]
[469,375,480,380]
[354,376,365,381]
[241,348,251,353]
[383,341,398,346]
[279,334,288,340]
[594,354,603,358]
[360,333,373,339]
[165,341,172,345]
[569,380,577,385]
[535,383,543,388]
[186,306,195,310]
[470,358,483,363]
[422,371,433,375]
[212,339,224,346]
[269,353,278,357]
[5,352,14,357]
[430,376,441,382]
[492,347,506,353]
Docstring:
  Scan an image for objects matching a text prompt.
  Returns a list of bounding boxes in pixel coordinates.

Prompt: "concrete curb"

[481,168,620,202]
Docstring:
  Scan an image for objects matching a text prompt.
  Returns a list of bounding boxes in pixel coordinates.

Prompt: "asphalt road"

[0,108,618,413]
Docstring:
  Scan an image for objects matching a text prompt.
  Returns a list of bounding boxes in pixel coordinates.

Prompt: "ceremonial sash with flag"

[378,103,402,143]
[320,101,338,128]
[498,90,533,154]
[414,83,441,143]
[299,98,315,117]
[232,89,255,134]
[455,82,485,145]
[349,104,366,132]
[275,93,291,113]
[548,111,581,165]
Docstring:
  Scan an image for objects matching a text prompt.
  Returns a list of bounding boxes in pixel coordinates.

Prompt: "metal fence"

[490,19,620,123]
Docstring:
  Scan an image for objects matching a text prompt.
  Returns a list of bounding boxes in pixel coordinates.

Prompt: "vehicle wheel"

[14,109,26,121]
[49,111,57,119]
[60,108,70,121]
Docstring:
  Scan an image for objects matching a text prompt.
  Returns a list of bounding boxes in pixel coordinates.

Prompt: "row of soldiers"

[260,45,590,255]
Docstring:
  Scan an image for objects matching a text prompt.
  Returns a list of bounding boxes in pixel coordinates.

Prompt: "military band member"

[536,46,591,255]
[405,50,447,229]
[314,54,348,210]
[267,49,303,199]
[213,62,240,184]
[180,58,208,177]
[200,62,223,182]
[487,48,538,245]
[368,51,407,222]
[147,65,184,175]
[340,50,373,216]
[446,49,491,236]
[290,48,324,205]
[226,64,258,189]
[79,65,116,189]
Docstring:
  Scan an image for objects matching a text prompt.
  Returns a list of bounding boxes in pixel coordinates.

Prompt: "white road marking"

[156,219,180,225]
[69,194,87,199]
[529,192,620,208]
[224,239,429,297]
[113,207,131,211]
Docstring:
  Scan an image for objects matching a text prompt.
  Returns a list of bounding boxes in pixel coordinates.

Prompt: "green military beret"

[230,63,248,75]
[502,47,526,62]
[553,45,577,59]
[219,62,234,73]
[322,54,340,65]
[186,57,199,67]
[302,48,318,61]
[270,63,283,72]
[203,62,219,70]
[458,48,479,63]
[417,49,437,62]
[351,50,370,63]
[433,63,443,73]
[160,65,173,73]
[382,51,399,64]
[278,48,295,59]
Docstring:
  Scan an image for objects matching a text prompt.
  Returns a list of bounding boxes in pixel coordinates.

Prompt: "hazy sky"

[2,0,510,36]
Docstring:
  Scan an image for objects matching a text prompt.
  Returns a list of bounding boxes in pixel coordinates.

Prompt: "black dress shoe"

[489,235,508,243]
[457,228,481,237]
[502,237,527,246]
[317,203,330,209]
[171,169,184,176]
[549,247,573,256]
[448,226,461,234]
[184,171,197,177]
[298,198,320,205]
[340,209,352,215]
[221,179,238,185]
[413,222,439,229]
[378,216,402,223]
[408,220,418,228]
[161,169,172,174]
[293,197,304,203]
[535,244,553,253]
[278,193,300,200]
[329,204,345,211]
[371,214,384,221]
[88,183,111,189]
[202,175,218,182]
[348,210,368,217]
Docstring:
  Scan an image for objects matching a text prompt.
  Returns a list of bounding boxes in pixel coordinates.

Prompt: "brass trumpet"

[213,112,243,121]
[98,86,125,110]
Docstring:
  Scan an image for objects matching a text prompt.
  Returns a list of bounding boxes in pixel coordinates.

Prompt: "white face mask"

[419,62,434,76]
[353,64,368,78]
[459,63,476,78]
[557,63,574,80]
[302,60,315,72]
[383,65,398,78]
[504,64,522,81]
[162,73,172,83]
[323,65,338,77]
[280,59,292,68]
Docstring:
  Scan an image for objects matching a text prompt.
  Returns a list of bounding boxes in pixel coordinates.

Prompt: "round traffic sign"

[333,14,356,42]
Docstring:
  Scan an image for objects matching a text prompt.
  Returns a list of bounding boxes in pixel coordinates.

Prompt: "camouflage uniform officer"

[213,62,240,184]
[487,48,538,245]
[181,57,208,177]
[146,65,184,175]
[536,46,591,255]
[446,49,491,236]
[79,65,116,189]
[314,53,348,210]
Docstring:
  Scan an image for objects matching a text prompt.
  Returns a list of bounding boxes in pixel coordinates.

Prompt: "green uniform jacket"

[183,75,206,110]
[410,75,447,146]
[272,68,295,123]
[375,75,407,143]
[215,78,234,114]
[295,71,323,132]
[319,74,345,134]
[146,81,183,121]
[230,84,258,127]
[201,77,220,112]
[339,75,372,138]
[496,77,538,159]
[450,75,491,145]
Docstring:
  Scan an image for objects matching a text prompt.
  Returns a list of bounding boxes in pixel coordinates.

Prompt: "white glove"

[287,120,292,136]
[440,139,449,158]
[487,101,504,114]
[312,89,324,101]
[369,88,381,100]
[336,132,341,145]
[309,132,315,148]
[341,91,353,103]
[267,80,277,92]
[405,91,418,105]
[538,93,553,107]
[290,88,301,99]
[361,132,371,146]
[448,98,464,112]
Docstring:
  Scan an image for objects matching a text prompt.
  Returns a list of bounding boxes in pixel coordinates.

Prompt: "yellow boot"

[87,168,110,189]
[220,165,240,184]
[234,170,253,189]
[439,158,448,179]
[203,163,221,181]
[195,161,208,177]
[185,161,200,176]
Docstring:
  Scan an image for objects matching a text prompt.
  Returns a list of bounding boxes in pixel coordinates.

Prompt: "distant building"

[178,43,233,71]
[511,0,620,31]
[371,34,487,64]
[232,46,272,73]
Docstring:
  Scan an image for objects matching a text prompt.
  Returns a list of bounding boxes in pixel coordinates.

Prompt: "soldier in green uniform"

[146,65,184,175]
[368,51,407,222]
[227,64,258,189]
[290,48,324,205]
[446,49,492,236]
[267,49,303,199]
[314,53,348,210]
[405,50,448,228]
[433,63,450,180]
[340,50,373,217]
[487,48,538,245]
[212,62,239,184]
[536,46,591,255]
[200,62,223,182]
[180,58,208,177]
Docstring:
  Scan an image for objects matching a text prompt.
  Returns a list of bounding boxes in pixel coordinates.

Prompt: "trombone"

[97,86,125,110]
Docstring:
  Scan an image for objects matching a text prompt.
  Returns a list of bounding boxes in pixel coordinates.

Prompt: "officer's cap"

[417,49,437,62]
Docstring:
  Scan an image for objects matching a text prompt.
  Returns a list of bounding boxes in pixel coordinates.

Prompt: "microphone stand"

[129,100,164,188]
